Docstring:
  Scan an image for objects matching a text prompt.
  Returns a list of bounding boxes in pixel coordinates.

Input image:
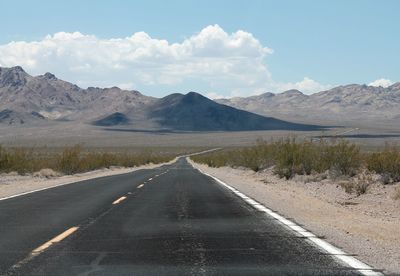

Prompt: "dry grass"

[393,186,400,200]
[0,144,183,175]
[339,172,372,196]
[339,181,354,194]
[192,138,362,179]
[366,145,400,184]
[33,169,61,178]
[192,138,400,197]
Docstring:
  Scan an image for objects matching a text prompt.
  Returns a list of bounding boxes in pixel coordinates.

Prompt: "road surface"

[0,158,365,275]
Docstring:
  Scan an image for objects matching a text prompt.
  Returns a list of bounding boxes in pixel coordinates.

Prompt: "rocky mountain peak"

[9,66,26,73]
[259,92,275,98]
[43,72,57,80]
[0,66,29,88]
[181,91,208,104]
[389,82,400,91]
[280,89,304,96]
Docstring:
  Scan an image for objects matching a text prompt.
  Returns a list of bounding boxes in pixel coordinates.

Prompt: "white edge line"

[0,170,139,202]
[0,149,217,202]
[0,181,86,202]
[0,160,175,202]
[191,162,383,276]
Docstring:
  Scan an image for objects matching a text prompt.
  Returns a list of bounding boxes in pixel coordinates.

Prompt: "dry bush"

[0,146,35,174]
[393,186,400,200]
[33,168,61,178]
[0,144,176,175]
[57,145,82,174]
[191,142,275,172]
[192,138,362,180]
[321,140,361,177]
[339,181,354,194]
[352,170,373,195]
[367,146,400,184]
[274,138,321,179]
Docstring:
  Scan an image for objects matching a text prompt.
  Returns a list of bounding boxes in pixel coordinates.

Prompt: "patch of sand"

[189,159,400,274]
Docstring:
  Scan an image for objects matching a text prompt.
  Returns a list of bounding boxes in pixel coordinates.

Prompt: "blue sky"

[1,0,399,97]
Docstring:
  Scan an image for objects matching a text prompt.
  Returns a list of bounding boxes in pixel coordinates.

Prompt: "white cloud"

[368,78,393,88]
[0,25,328,97]
[274,77,332,94]
[206,92,225,99]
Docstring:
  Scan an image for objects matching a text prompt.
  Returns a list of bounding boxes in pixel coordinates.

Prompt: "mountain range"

[1,66,398,131]
[217,84,400,128]
[0,66,319,131]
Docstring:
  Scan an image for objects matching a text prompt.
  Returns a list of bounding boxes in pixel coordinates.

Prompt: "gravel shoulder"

[0,158,177,200]
[189,159,400,275]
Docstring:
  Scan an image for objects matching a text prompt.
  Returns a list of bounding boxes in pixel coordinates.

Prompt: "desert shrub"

[339,181,354,194]
[367,146,400,183]
[273,138,320,179]
[273,139,299,179]
[352,170,373,195]
[0,144,177,175]
[0,146,34,174]
[33,168,61,178]
[321,140,361,176]
[57,145,83,174]
[355,182,369,195]
[192,142,276,172]
[393,186,400,200]
[339,179,368,196]
[192,138,362,179]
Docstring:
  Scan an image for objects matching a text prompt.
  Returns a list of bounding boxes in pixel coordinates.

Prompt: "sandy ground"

[0,158,177,200]
[2,123,400,149]
[189,159,400,275]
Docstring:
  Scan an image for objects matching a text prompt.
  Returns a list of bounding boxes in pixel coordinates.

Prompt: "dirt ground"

[1,123,400,149]
[189,159,400,275]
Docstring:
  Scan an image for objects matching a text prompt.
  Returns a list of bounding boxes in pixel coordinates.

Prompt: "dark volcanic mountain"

[149,92,321,131]
[93,112,130,126]
[0,66,322,131]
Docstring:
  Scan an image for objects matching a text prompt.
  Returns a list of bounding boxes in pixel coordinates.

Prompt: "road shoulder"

[188,159,400,275]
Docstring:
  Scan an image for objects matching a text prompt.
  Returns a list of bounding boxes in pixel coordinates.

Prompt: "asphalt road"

[0,158,363,275]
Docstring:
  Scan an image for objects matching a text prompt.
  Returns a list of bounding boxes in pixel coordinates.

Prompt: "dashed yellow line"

[112,196,127,205]
[12,226,79,269]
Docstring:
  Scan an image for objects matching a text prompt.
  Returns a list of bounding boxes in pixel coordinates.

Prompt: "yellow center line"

[137,184,144,189]
[112,196,127,205]
[12,226,79,269]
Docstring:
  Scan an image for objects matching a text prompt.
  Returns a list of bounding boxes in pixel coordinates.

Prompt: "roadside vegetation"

[394,186,400,200]
[366,146,400,183]
[191,138,400,199]
[0,144,188,175]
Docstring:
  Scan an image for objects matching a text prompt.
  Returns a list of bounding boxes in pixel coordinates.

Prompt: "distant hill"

[217,84,400,127]
[149,92,321,131]
[93,112,130,126]
[0,65,322,131]
[0,66,154,125]
[2,66,399,130]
